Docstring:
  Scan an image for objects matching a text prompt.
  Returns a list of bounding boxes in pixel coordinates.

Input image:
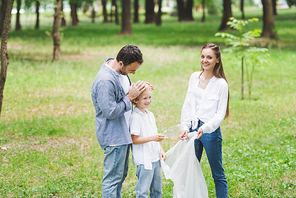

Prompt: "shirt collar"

[103,58,120,77]
[134,106,148,116]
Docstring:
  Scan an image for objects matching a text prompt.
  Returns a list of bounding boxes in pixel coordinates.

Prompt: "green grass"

[1,8,296,197]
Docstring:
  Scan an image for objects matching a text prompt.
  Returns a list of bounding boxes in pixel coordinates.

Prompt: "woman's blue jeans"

[190,120,228,198]
[101,144,131,198]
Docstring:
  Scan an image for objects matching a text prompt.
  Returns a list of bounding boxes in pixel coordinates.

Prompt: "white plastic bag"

[161,132,208,198]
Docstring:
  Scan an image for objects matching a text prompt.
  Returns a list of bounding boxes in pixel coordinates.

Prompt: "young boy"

[129,83,166,198]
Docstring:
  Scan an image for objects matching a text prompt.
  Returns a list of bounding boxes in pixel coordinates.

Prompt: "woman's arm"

[131,133,165,144]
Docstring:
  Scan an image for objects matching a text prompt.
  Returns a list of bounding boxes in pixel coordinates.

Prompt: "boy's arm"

[131,133,164,144]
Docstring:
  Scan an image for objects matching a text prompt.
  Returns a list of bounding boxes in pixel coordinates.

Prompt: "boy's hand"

[154,133,164,142]
[179,130,188,140]
[160,147,166,161]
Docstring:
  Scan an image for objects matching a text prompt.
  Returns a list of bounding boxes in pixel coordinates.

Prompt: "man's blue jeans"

[191,121,228,198]
[135,160,162,198]
[101,144,131,198]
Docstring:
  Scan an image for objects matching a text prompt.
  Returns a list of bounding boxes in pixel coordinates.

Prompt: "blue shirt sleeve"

[96,79,132,120]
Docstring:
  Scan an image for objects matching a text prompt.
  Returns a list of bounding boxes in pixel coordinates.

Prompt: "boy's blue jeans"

[135,160,163,198]
[191,120,228,198]
[101,144,131,198]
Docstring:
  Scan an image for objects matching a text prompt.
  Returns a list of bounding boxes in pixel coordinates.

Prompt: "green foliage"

[286,0,296,7]
[215,17,269,99]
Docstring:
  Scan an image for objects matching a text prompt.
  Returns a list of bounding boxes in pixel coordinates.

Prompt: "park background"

[0,0,295,197]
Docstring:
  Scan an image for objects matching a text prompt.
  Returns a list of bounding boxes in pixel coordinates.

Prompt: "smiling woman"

[179,43,229,197]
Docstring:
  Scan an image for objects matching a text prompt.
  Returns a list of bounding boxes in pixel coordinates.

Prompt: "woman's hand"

[196,128,203,139]
[179,130,188,140]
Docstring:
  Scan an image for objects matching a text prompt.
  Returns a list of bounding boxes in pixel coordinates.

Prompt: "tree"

[216,18,269,99]
[272,0,277,15]
[53,0,62,60]
[35,1,40,29]
[201,0,206,22]
[176,0,194,21]
[61,0,66,26]
[155,0,162,26]
[111,0,119,25]
[120,0,132,34]
[219,0,232,30]
[145,0,155,23]
[102,0,108,23]
[261,0,279,39]
[240,0,245,20]
[134,0,139,23]
[16,0,22,31]
[0,0,14,116]
[0,0,8,35]
[177,0,194,22]
[286,0,296,7]
[24,0,41,29]
[70,0,79,26]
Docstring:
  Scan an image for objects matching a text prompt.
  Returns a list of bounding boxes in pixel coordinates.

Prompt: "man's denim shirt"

[91,58,133,150]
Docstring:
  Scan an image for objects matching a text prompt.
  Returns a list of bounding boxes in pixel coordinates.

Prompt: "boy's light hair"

[131,83,152,105]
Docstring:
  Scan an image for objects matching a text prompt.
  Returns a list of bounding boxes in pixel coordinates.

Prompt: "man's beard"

[119,66,127,75]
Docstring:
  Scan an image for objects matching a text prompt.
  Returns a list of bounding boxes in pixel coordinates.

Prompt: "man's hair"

[116,44,143,66]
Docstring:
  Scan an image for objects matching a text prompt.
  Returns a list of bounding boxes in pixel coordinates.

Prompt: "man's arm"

[97,80,131,120]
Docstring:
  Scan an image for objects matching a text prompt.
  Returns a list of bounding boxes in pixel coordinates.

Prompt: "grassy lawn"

[0,8,295,197]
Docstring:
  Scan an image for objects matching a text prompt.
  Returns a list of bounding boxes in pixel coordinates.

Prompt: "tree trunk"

[201,0,206,22]
[35,1,40,29]
[156,0,162,26]
[0,0,14,116]
[184,0,194,21]
[134,0,139,23]
[240,0,245,20]
[0,0,8,35]
[176,0,185,21]
[120,0,132,35]
[70,2,78,26]
[219,0,232,30]
[53,0,61,61]
[272,0,277,15]
[102,0,109,23]
[261,0,279,39]
[176,0,194,22]
[112,0,119,25]
[145,0,155,23]
[91,3,96,23]
[61,0,66,26]
[15,0,21,31]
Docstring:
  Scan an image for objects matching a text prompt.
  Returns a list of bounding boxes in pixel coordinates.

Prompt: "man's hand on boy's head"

[126,81,146,101]
[145,81,154,90]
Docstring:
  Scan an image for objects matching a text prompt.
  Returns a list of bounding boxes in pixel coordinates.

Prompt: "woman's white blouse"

[181,71,228,133]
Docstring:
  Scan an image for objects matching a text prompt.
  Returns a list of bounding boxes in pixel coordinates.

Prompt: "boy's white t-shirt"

[129,107,160,170]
